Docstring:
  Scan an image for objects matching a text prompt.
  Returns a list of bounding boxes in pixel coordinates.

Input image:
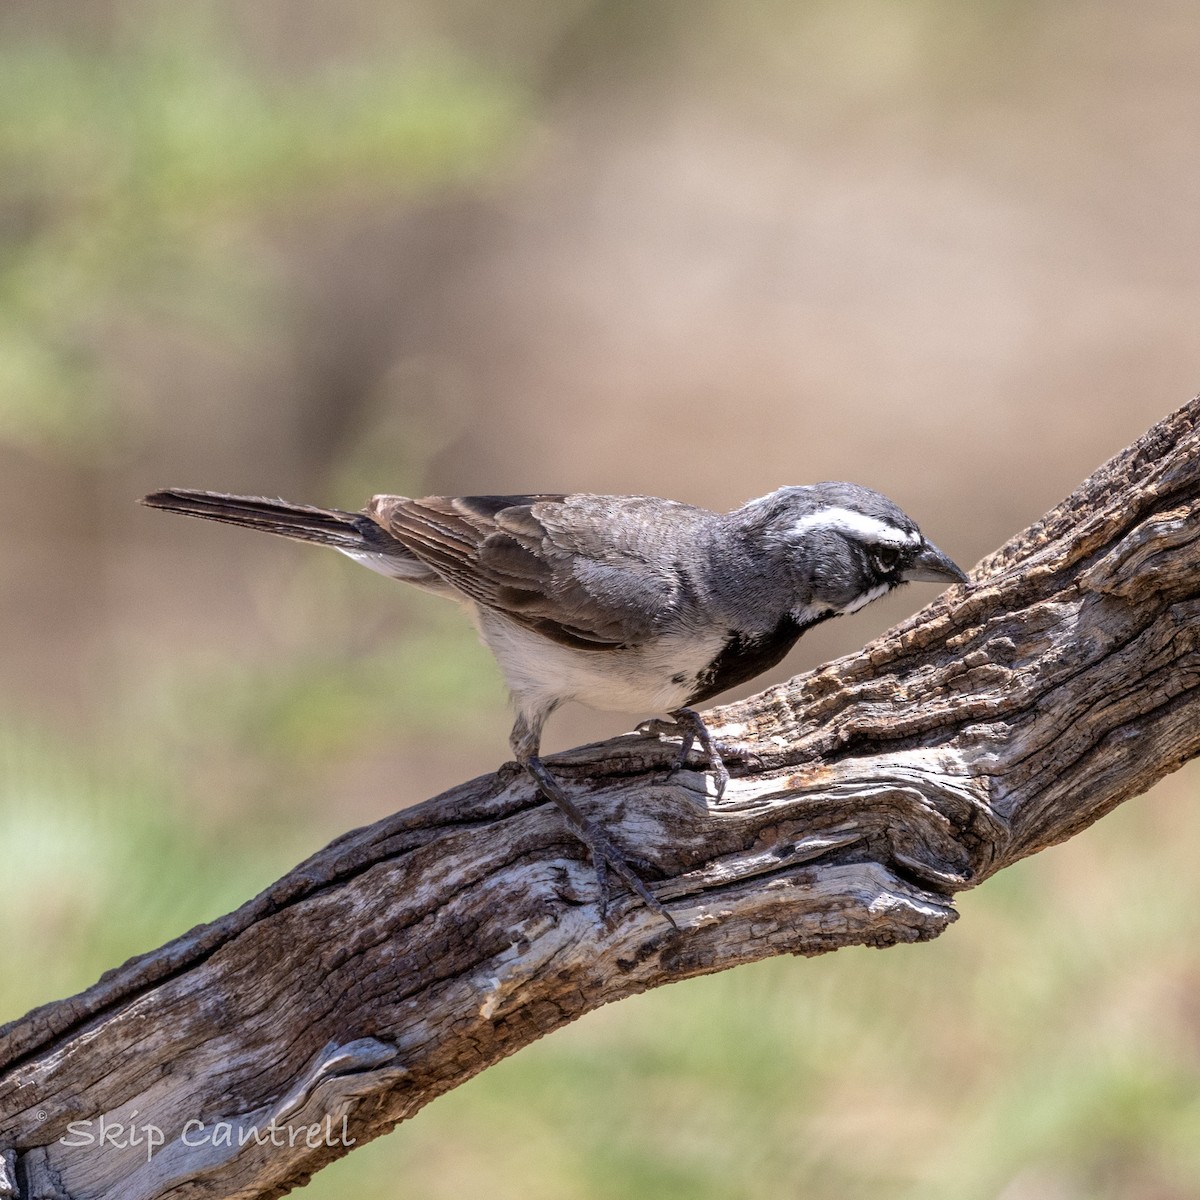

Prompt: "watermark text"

[60,1113,355,1163]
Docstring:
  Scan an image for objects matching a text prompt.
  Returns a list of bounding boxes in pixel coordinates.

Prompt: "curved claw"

[655,707,766,800]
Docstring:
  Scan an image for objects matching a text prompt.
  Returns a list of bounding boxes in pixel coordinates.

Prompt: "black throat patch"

[686,610,832,706]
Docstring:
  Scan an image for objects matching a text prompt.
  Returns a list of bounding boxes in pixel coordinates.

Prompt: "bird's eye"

[871,545,901,574]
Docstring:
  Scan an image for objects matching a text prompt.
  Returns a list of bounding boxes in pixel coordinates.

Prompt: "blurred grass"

[152,593,506,773]
[0,719,302,1016]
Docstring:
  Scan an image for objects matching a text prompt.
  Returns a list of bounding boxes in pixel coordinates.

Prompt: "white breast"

[474,608,727,717]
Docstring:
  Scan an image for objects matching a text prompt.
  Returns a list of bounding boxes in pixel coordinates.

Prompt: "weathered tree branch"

[3,398,1200,1200]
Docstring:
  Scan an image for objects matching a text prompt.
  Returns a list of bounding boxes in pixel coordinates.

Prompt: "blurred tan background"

[2,2,1199,1198]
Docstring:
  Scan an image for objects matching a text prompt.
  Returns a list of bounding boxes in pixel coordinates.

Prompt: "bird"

[140,483,967,925]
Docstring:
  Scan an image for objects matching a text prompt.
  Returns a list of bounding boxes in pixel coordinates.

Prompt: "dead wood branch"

[3,398,1200,1200]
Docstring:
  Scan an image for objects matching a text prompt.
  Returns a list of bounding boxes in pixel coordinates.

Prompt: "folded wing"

[368,493,700,651]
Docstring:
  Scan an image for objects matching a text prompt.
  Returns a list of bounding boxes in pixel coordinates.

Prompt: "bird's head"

[745,482,968,622]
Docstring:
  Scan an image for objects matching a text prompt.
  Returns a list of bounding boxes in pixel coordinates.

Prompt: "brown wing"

[366,493,699,649]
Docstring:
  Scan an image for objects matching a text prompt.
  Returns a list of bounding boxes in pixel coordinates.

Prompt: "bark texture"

[3,398,1200,1200]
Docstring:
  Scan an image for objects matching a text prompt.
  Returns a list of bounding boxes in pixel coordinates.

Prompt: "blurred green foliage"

[0,720,296,1014]
[156,596,505,772]
[0,17,524,454]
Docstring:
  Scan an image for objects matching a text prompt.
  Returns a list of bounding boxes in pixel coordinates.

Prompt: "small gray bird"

[141,483,967,924]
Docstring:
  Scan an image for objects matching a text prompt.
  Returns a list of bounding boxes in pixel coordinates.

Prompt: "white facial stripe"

[790,508,919,546]
[792,581,893,626]
[837,581,892,614]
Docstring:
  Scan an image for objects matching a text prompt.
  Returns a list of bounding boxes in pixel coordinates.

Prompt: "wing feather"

[365,493,706,649]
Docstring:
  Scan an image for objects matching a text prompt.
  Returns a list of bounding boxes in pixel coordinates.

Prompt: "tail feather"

[139,488,374,551]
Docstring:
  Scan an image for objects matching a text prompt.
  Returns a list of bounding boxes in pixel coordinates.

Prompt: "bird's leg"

[521,756,675,928]
[510,711,675,928]
[641,707,762,801]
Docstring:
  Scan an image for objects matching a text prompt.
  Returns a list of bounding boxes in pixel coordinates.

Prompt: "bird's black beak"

[903,540,969,585]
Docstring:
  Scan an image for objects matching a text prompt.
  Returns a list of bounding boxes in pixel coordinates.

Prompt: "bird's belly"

[477,613,727,716]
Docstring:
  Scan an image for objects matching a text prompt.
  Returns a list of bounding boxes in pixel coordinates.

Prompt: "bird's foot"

[639,707,763,801]
[523,756,677,930]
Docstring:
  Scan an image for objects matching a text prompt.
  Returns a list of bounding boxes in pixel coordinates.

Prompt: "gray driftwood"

[3,399,1200,1200]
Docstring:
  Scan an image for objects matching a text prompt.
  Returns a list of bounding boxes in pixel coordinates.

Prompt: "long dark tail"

[139,488,377,552]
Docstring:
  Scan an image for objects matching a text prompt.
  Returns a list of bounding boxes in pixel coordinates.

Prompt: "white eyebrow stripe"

[790,508,920,545]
